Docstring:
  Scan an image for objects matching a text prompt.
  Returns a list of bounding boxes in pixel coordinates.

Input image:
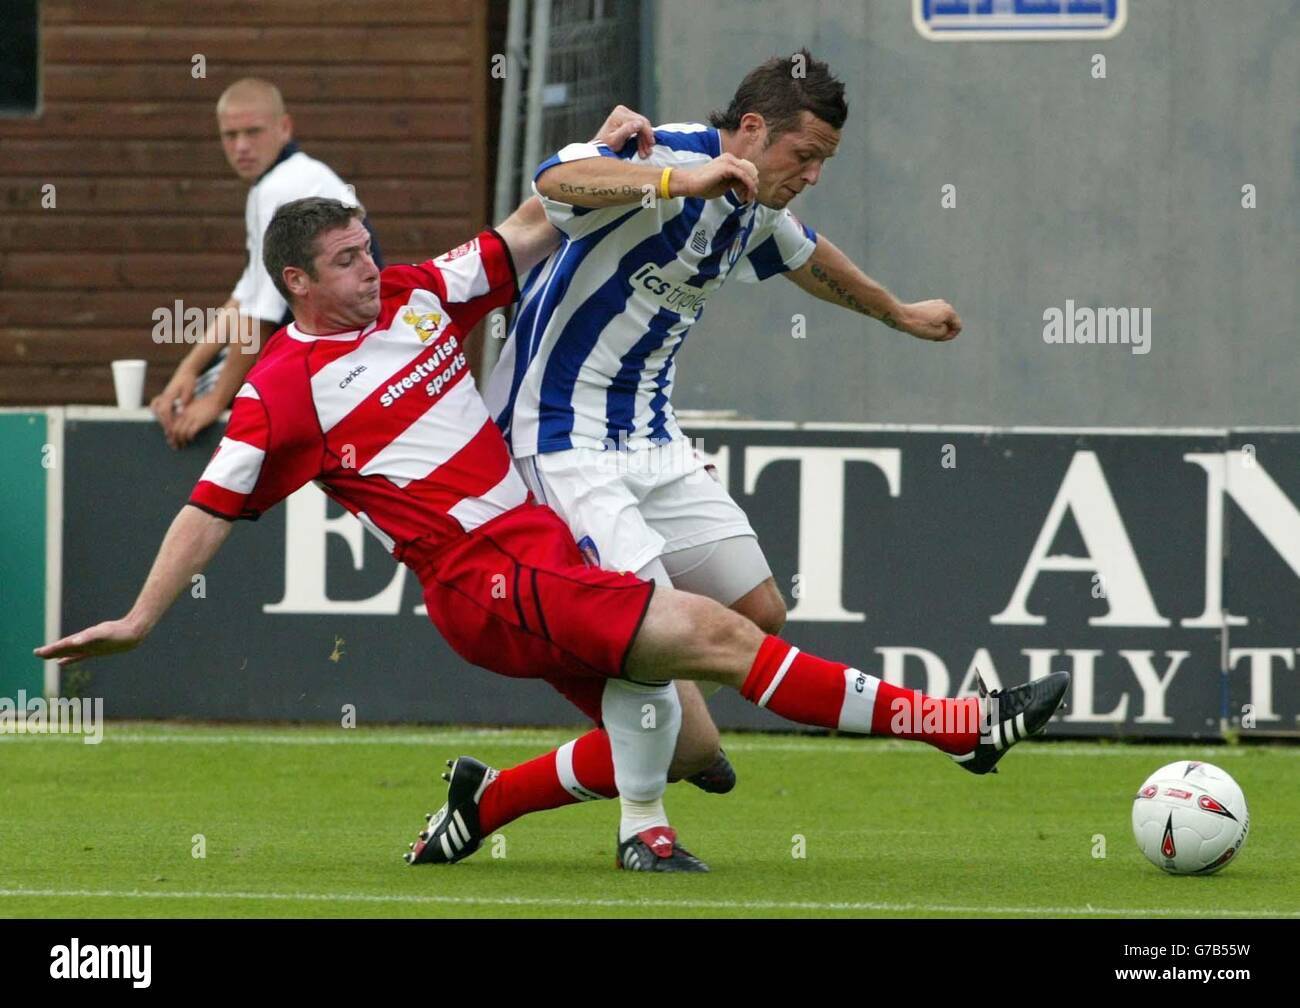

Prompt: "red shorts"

[406,503,655,722]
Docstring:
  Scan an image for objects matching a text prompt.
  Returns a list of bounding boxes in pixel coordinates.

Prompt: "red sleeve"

[188,383,316,521]
[379,228,518,333]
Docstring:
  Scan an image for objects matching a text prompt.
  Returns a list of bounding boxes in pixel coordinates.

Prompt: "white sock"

[602,677,682,843]
[619,796,669,841]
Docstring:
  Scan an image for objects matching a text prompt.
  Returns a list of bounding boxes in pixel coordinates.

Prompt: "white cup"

[110,359,147,409]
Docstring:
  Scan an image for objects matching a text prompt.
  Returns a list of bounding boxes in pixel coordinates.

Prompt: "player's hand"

[592,104,654,159]
[676,154,758,203]
[150,369,197,439]
[898,299,962,342]
[35,619,144,666]
[169,394,224,449]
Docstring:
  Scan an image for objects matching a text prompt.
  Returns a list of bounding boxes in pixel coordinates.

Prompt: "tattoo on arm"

[558,182,641,199]
[809,262,900,329]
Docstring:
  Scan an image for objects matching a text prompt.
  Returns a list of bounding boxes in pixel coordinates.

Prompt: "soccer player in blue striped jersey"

[480,53,963,870]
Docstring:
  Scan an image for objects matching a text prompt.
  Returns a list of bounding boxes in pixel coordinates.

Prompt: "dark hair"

[708,48,848,140]
[263,196,367,302]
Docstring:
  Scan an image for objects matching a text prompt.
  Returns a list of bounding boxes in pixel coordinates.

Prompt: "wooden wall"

[0,0,491,404]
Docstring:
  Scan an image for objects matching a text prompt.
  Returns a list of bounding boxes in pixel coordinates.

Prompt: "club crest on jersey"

[401,307,444,343]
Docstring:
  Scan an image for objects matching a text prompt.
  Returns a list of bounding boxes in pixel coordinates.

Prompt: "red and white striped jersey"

[188,228,529,559]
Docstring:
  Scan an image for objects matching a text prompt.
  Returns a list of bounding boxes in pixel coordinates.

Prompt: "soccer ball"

[1131,761,1249,875]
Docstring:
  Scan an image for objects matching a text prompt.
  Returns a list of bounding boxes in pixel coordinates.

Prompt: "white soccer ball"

[1131,761,1249,875]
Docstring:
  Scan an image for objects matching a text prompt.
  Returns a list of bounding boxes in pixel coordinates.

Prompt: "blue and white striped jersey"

[484,122,817,457]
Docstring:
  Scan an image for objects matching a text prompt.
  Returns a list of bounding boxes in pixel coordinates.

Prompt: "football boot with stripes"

[616,826,710,872]
[404,756,497,865]
[950,670,1071,775]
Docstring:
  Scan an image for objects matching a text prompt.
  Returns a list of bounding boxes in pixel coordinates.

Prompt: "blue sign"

[914,0,1127,40]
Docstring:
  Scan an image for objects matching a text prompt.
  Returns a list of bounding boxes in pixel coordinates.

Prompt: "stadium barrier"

[10,407,1298,737]
[0,409,55,702]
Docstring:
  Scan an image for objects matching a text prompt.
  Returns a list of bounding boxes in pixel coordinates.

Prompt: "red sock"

[870,680,979,755]
[477,728,617,834]
[740,635,978,756]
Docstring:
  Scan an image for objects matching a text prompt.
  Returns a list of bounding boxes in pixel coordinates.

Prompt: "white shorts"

[517,441,762,585]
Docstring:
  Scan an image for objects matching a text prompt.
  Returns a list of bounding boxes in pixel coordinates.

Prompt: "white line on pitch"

[0,887,1293,918]
[1,731,1283,758]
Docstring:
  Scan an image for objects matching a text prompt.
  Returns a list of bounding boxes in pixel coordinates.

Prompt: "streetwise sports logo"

[378,330,466,408]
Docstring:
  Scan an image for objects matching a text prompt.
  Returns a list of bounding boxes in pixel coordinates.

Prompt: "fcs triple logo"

[402,307,444,343]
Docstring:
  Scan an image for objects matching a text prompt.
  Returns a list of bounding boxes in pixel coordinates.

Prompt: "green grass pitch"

[2,723,1297,919]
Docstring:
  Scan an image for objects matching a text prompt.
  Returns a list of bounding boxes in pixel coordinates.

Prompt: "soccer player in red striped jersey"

[38,196,1069,873]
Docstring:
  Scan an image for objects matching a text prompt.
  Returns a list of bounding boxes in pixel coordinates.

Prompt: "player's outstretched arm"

[535,151,758,208]
[785,235,962,342]
[34,505,233,666]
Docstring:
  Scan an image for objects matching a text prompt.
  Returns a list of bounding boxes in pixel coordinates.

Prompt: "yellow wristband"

[659,167,673,201]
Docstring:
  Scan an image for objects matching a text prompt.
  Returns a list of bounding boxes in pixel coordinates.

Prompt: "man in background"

[149,78,382,448]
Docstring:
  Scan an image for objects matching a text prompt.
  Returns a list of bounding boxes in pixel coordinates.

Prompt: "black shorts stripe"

[530,568,551,641]
[512,563,528,632]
